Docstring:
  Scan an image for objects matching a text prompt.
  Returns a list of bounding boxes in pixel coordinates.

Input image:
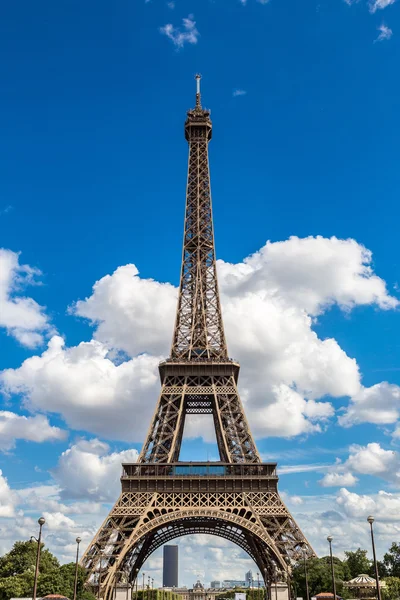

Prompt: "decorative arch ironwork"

[87,508,291,600]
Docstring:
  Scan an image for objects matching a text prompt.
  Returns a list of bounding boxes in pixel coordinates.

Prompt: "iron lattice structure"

[82,76,315,599]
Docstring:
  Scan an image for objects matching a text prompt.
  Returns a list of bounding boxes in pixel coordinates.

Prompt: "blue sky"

[0,0,400,588]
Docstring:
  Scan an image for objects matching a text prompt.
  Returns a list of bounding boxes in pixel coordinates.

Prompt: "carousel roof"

[349,575,375,584]
[344,574,385,588]
[41,596,70,600]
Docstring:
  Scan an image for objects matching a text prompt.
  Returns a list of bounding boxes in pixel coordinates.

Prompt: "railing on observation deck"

[159,357,239,365]
[121,462,278,479]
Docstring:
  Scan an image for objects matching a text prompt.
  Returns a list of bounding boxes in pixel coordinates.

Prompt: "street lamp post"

[73,537,82,600]
[287,570,293,600]
[367,516,382,600]
[327,536,337,600]
[131,569,139,600]
[98,559,102,600]
[135,570,139,600]
[303,551,310,600]
[263,567,269,600]
[31,516,45,600]
[283,565,292,600]
[142,573,146,600]
[125,569,130,600]
[257,572,260,600]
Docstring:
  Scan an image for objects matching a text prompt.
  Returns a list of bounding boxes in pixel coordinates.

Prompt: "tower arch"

[85,509,291,600]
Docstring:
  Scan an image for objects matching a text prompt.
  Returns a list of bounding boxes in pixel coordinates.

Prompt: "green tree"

[344,549,371,578]
[137,591,181,600]
[0,541,95,600]
[58,563,96,600]
[382,576,400,600]
[374,560,389,579]
[383,543,400,577]
[0,573,34,600]
[0,541,59,578]
[292,556,351,599]
[37,570,65,597]
[0,541,60,600]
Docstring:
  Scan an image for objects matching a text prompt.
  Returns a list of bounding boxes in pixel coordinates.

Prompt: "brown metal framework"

[82,76,315,599]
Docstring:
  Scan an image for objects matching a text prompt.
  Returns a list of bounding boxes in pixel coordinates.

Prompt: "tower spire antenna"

[195,73,201,107]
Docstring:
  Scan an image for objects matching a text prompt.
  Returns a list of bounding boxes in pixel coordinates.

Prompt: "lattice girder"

[139,370,259,464]
[171,92,226,362]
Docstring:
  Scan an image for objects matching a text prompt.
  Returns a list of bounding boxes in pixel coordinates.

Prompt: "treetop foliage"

[292,544,400,600]
[0,541,95,600]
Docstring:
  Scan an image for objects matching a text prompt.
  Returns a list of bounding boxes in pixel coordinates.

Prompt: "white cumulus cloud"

[71,264,177,357]
[17,484,103,515]
[0,470,15,517]
[1,336,160,442]
[0,249,53,348]
[339,382,400,428]
[53,438,139,501]
[219,236,397,315]
[317,443,400,488]
[369,0,395,13]
[336,488,376,518]
[319,472,359,487]
[337,487,400,520]
[42,511,78,531]
[248,385,334,438]
[160,15,199,48]
[375,23,393,41]
[345,443,400,485]
[0,411,67,451]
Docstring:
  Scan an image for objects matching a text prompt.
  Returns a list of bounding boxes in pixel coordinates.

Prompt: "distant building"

[163,587,189,600]
[245,571,253,588]
[210,581,221,589]
[163,545,179,588]
[192,580,207,600]
[170,580,220,600]
[222,580,247,589]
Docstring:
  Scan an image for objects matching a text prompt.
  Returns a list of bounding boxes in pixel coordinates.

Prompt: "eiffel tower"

[82,76,315,600]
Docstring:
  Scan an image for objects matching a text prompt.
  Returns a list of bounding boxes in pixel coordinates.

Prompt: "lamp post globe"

[76,536,82,544]
[327,535,333,543]
[38,517,46,526]
[367,515,374,525]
